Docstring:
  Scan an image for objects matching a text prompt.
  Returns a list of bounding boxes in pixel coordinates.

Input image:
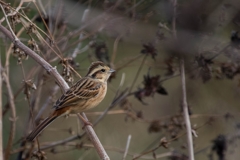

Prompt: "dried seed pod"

[141,43,157,60]
[28,39,40,54]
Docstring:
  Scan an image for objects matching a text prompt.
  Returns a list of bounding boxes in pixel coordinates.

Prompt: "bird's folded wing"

[53,77,101,110]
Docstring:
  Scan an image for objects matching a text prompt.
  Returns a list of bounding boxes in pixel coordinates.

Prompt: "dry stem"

[2,71,17,160]
[0,60,3,160]
[180,59,194,160]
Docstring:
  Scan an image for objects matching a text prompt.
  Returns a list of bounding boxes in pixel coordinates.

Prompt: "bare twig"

[32,1,63,57]
[180,59,194,160]
[72,8,90,59]
[2,70,17,160]
[115,54,143,71]
[0,24,68,93]
[111,35,122,64]
[172,0,177,39]
[0,58,3,160]
[122,135,131,160]
[171,0,194,159]
[158,22,172,33]
[0,0,23,22]
[132,141,170,160]
[0,4,19,41]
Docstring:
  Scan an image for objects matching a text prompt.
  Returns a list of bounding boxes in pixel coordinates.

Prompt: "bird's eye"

[101,69,106,72]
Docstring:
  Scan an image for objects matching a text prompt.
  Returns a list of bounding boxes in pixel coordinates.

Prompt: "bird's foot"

[82,121,93,130]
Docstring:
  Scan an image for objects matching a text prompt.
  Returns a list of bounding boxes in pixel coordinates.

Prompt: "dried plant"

[1,0,240,160]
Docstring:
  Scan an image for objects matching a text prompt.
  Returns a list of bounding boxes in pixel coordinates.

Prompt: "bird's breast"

[88,84,107,109]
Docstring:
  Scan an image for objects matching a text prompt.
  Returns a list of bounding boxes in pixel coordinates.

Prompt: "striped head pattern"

[86,61,115,82]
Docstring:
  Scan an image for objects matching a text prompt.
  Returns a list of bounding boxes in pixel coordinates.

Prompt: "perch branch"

[0,24,110,160]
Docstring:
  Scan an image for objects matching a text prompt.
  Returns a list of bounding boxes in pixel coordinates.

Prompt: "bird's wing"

[53,77,101,110]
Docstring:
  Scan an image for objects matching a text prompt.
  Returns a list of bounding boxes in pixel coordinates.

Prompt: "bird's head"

[87,61,115,82]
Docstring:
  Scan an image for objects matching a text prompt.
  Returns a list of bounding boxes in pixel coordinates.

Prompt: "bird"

[27,61,115,141]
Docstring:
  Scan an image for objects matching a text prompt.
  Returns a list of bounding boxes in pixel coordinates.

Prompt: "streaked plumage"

[27,61,114,141]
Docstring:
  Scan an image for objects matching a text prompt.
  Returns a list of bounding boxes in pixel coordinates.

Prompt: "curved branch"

[0,24,68,93]
[0,24,110,160]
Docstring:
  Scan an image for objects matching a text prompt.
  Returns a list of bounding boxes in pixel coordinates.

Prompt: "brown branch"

[2,70,17,160]
[80,113,110,160]
[0,24,110,160]
[171,0,194,159]
[3,85,24,116]
[0,24,68,93]
[0,60,3,160]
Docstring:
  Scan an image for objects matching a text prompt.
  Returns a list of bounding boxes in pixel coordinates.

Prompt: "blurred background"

[1,0,240,159]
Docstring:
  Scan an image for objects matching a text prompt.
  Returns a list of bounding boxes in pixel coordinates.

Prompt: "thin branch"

[122,135,131,160]
[115,54,143,71]
[32,1,63,57]
[0,58,3,160]
[111,35,122,64]
[72,8,90,59]
[171,0,194,158]
[128,54,148,93]
[172,0,177,39]
[2,70,17,160]
[158,22,172,33]
[0,4,19,41]
[0,24,68,93]
[180,59,194,160]
[0,24,110,160]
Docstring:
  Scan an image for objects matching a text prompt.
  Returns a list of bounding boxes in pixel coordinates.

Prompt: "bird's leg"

[77,113,93,129]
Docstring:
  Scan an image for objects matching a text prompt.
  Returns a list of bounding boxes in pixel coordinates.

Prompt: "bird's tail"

[27,115,58,141]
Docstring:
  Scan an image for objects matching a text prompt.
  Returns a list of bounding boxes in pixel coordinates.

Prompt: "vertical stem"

[172,0,177,38]
[122,135,131,160]
[180,59,194,160]
[0,60,3,160]
[2,72,17,160]
[171,0,194,159]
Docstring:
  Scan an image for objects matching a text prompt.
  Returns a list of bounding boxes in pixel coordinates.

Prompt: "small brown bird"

[27,61,114,141]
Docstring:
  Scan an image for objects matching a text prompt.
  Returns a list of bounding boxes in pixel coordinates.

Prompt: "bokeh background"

[1,0,240,159]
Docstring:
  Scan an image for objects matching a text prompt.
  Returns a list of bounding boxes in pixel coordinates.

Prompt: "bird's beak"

[109,68,115,73]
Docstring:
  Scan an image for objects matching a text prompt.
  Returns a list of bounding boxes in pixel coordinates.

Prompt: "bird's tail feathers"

[27,115,58,141]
